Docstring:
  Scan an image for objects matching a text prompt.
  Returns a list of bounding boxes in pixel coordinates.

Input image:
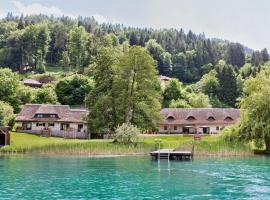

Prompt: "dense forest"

[0,13,270,133]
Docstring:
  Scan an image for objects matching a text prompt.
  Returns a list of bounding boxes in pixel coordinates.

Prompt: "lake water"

[0,156,270,199]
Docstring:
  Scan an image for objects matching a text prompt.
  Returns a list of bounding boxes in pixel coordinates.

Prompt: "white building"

[159,108,240,134]
[16,104,89,138]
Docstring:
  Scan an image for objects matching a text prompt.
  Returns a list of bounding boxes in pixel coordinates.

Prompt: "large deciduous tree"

[238,69,270,152]
[67,26,88,69]
[117,46,162,130]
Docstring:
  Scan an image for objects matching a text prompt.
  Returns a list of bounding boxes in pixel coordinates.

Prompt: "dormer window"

[34,114,58,118]
[186,116,196,121]
[207,116,215,121]
[224,116,233,121]
[167,116,175,120]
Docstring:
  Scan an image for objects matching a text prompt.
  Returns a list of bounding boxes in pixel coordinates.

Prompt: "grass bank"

[0,132,253,156]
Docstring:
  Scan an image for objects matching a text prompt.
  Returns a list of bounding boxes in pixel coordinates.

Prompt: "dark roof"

[22,79,42,87]
[161,108,240,125]
[16,104,88,123]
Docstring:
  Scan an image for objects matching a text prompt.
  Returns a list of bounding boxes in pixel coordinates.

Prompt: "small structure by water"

[150,148,193,160]
[0,127,10,146]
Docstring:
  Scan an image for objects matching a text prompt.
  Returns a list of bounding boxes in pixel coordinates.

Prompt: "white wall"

[159,125,226,134]
[17,121,87,133]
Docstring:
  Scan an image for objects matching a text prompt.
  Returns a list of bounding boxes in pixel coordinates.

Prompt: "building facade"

[16,104,89,139]
[159,108,240,134]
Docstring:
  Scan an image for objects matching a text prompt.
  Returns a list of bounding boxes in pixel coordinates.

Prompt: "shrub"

[220,126,241,144]
[114,123,141,144]
[36,60,46,74]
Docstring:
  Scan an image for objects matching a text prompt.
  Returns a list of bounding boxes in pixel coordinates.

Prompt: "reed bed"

[0,132,254,156]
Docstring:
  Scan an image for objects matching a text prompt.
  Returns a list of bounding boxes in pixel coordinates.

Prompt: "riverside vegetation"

[0,132,253,156]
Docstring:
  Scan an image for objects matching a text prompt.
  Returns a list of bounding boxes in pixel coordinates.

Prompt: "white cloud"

[12,1,63,16]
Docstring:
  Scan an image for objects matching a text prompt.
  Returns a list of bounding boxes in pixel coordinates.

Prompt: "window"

[216,126,219,131]
[208,116,215,121]
[36,123,45,127]
[61,123,70,131]
[37,114,43,118]
[174,126,177,130]
[22,122,32,130]
[48,123,55,127]
[164,126,167,130]
[224,116,233,121]
[50,114,56,118]
[186,116,196,121]
[167,116,175,120]
[78,124,83,132]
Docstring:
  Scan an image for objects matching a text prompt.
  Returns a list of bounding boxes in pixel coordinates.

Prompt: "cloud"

[12,1,64,16]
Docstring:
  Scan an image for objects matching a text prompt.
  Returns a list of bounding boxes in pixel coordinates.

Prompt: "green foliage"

[198,70,219,96]
[0,101,15,127]
[114,123,141,144]
[238,69,270,151]
[186,92,211,108]
[117,46,162,130]
[163,79,183,107]
[215,60,239,107]
[169,99,191,108]
[226,43,245,68]
[36,60,46,73]
[0,68,21,111]
[33,84,58,104]
[67,26,88,68]
[55,75,93,105]
[87,46,162,134]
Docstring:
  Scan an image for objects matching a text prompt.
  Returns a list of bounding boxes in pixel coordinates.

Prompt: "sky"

[0,0,269,50]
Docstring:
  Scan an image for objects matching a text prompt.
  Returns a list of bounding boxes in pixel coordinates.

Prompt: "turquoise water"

[0,156,270,199]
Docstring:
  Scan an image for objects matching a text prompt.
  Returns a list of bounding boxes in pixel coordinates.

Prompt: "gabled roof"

[161,108,240,125]
[16,104,88,123]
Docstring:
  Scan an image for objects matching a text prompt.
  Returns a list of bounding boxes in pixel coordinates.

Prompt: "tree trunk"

[125,56,137,123]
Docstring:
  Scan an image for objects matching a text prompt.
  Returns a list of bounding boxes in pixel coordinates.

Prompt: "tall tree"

[261,48,269,63]
[86,47,120,134]
[226,43,245,68]
[251,51,263,67]
[67,26,88,68]
[238,69,270,152]
[215,60,239,107]
[117,46,162,129]
[163,79,183,107]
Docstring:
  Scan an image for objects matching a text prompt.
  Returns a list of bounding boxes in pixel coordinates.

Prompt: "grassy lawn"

[0,132,253,156]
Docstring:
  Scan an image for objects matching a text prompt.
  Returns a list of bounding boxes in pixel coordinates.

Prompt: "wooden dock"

[150,148,193,160]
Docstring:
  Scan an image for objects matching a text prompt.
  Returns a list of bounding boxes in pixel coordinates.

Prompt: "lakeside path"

[0,132,254,157]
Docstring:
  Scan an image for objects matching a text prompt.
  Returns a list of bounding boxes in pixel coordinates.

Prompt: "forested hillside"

[0,13,270,132]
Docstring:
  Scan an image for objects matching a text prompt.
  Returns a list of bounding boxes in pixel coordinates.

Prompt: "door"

[202,127,209,134]
[0,134,5,146]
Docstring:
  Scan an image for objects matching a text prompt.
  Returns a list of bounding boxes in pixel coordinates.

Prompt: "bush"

[114,123,141,144]
[36,60,46,74]
[220,126,241,144]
